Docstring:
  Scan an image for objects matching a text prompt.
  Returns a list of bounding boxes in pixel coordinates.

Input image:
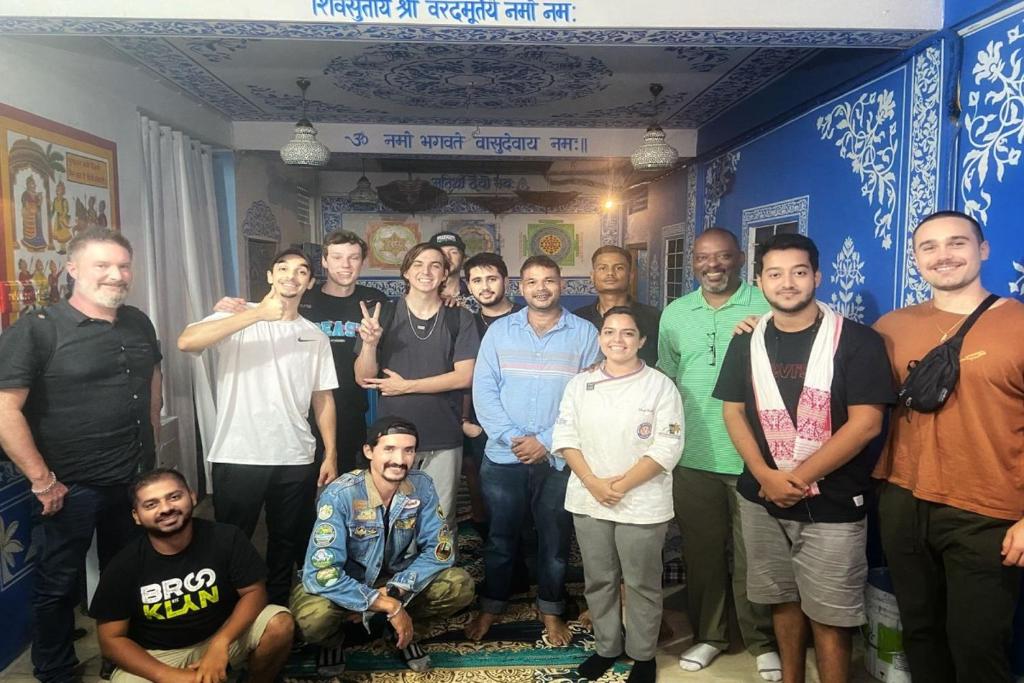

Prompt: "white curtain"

[139,116,224,490]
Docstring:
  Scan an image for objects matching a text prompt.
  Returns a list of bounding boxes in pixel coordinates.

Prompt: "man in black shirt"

[91,468,293,683]
[460,252,523,526]
[0,228,163,683]
[355,243,480,525]
[573,245,660,367]
[713,234,894,683]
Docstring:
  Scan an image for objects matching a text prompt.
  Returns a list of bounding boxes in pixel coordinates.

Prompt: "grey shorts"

[738,497,867,627]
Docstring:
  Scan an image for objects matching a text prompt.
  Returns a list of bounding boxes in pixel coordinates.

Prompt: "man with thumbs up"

[177,249,339,606]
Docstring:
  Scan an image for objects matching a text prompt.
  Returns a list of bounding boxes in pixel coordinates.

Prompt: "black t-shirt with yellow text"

[90,519,266,650]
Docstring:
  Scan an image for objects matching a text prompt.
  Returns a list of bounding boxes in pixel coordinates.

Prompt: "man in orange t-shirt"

[873,210,1024,683]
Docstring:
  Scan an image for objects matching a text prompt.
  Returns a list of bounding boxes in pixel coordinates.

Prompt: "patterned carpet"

[285,520,615,682]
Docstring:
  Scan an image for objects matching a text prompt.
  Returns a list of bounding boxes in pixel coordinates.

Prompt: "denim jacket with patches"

[300,469,454,614]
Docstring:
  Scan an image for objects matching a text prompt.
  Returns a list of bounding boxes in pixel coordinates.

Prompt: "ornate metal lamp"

[631,83,679,172]
[348,158,377,206]
[280,77,331,167]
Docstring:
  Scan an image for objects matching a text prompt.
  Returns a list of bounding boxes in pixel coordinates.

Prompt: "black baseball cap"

[367,416,419,448]
[428,231,466,253]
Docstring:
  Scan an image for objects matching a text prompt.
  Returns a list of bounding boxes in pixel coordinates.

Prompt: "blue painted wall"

[684,1,1024,321]
[689,43,945,322]
[954,6,1024,298]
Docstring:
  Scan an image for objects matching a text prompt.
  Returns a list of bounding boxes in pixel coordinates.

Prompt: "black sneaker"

[316,643,346,678]
[398,640,431,673]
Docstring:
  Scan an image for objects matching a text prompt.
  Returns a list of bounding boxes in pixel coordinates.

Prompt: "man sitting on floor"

[290,416,475,673]
[91,468,294,683]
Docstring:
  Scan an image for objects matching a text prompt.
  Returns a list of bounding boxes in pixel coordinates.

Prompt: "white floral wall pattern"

[817,89,900,250]
[829,237,867,322]
[702,151,741,232]
[960,20,1024,295]
[902,45,942,306]
[961,22,1024,225]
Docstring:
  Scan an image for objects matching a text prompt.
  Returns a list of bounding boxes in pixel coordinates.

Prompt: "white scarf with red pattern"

[750,302,842,497]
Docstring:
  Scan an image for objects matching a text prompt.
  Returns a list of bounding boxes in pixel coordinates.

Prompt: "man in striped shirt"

[658,228,781,681]
[466,255,600,646]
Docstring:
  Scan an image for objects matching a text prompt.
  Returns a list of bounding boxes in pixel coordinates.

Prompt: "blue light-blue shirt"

[472,307,600,470]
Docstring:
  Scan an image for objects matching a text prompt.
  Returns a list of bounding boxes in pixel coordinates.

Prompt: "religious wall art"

[443,218,498,256]
[367,219,420,269]
[0,103,119,330]
[524,219,578,267]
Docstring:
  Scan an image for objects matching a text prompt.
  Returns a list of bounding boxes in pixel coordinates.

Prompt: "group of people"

[0,208,1021,683]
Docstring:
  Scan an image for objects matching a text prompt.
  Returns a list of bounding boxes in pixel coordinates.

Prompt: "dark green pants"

[878,483,1021,683]
[673,467,776,655]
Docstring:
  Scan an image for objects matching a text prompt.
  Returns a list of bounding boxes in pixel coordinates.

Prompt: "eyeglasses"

[707,330,716,366]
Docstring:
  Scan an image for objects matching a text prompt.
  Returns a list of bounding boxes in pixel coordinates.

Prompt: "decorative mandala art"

[817,88,900,250]
[367,220,420,269]
[324,44,611,110]
[444,219,498,256]
[829,237,866,323]
[902,44,941,306]
[524,220,578,266]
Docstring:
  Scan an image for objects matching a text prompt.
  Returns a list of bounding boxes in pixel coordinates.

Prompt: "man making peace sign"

[177,248,339,606]
[354,242,480,527]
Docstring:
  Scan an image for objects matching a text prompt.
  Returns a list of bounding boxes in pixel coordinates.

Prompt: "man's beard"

[147,508,193,538]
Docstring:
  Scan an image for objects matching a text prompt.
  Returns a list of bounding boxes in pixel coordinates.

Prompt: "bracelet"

[581,473,596,483]
[386,604,403,620]
[31,471,58,495]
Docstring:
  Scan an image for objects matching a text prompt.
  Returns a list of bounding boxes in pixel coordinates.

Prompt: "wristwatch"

[386,585,403,600]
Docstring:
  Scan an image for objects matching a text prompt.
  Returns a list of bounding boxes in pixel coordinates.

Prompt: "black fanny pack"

[897,294,998,413]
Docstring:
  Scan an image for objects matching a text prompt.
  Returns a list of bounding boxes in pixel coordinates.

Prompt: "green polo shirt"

[657,281,770,474]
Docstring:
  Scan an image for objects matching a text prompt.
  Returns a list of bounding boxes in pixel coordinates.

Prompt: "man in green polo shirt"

[658,228,780,681]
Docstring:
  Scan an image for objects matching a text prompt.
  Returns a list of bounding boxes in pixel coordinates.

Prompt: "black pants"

[212,462,317,606]
[878,483,1021,683]
[32,483,136,683]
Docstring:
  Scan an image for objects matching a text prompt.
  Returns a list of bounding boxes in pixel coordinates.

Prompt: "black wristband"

[386,585,403,600]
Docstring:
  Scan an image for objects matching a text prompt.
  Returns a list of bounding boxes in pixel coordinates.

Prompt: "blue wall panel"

[955,7,1024,299]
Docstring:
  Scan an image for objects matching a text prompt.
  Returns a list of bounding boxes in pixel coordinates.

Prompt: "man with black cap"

[290,416,475,673]
[429,231,476,310]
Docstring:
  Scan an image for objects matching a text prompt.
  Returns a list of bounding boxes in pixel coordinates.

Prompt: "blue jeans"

[32,483,136,683]
[479,458,571,615]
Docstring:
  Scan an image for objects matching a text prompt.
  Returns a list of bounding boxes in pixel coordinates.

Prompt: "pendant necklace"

[407,301,441,341]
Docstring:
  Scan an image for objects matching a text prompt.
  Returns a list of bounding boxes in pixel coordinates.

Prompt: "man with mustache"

[873,211,1024,682]
[289,417,474,673]
[657,228,780,679]
[178,249,339,607]
[574,245,661,367]
[0,228,163,683]
[714,233,894,683]
[91,468,294,683]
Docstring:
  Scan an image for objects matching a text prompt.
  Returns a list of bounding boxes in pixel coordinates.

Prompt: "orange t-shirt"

[873,298,1024,521]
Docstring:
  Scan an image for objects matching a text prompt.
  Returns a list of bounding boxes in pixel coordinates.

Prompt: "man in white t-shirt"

[178,249,340,605]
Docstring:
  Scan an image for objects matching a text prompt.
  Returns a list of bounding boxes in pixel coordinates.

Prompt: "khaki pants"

[110,605,290,683]
[290,567,475,646]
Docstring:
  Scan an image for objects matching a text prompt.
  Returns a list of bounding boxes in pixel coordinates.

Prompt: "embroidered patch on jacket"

[313,524,336,547]
[636,422,653,439]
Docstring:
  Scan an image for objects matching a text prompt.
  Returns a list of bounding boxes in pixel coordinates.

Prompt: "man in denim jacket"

[290,416,474,672]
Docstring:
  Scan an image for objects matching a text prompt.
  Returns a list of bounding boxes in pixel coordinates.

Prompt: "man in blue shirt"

[289,416,475,673]
[466,255,600,645]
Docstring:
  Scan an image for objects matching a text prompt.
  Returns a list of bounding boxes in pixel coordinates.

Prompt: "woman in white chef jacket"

[553,306,684,683]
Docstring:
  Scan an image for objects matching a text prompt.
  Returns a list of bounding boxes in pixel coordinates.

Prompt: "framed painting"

[367,219,420,270]
[0,103,119,330]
